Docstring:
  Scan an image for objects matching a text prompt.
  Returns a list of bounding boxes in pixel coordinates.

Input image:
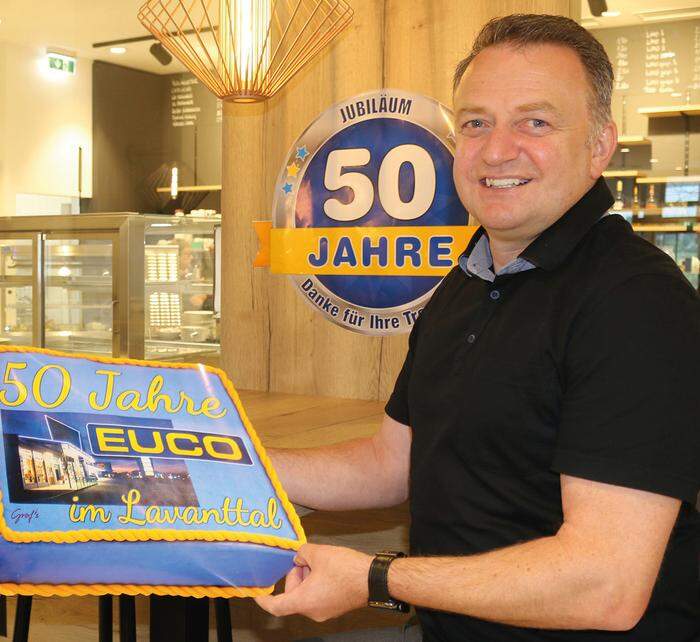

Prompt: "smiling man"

[256,14,700,642]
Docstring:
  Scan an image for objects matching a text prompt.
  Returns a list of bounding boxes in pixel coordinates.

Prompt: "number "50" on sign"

[323,145,437,222]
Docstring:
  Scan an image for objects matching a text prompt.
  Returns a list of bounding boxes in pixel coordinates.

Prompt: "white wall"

[0,42,8,216]
[0,42,92,215]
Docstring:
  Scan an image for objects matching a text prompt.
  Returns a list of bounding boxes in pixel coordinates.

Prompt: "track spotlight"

[149,42,172,66]
[588,0,608,17]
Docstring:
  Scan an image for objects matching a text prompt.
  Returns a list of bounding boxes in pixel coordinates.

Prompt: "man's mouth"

[480,177,532,189]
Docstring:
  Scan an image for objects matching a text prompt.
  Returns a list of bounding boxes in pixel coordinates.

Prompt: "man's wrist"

[386,555,403,600]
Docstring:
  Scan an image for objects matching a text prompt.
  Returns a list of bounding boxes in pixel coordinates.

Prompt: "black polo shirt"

[386,177,700,642]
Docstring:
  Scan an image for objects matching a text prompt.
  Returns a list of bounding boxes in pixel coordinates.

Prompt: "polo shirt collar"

[519,176,614,270]
[459,176,614,278]
[459,232,536,282]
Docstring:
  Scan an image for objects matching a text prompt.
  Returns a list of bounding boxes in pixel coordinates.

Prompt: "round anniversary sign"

[272,89,468,335]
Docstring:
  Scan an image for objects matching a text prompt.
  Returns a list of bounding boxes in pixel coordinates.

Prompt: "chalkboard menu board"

[593,21,700,99]
[170,76,222,129]
[592,20,700,176]
[165,73,222,189]
[171,77,201,128]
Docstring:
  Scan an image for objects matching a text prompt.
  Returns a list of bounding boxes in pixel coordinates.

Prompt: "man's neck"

[487,235,533,273]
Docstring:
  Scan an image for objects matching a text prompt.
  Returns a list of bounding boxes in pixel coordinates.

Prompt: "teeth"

[484,178,530,188]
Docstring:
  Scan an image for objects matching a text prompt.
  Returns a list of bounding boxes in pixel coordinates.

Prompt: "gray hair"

[453,14,613,141]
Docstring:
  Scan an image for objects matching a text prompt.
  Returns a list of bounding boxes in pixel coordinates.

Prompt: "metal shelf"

[47,246,112,258]
[46,276,113,289]
[155,185,222,193]
[638,104,700,118]
[145,281,213,293]
[635,175,700,184]
[617,135,651,146]
[3,304,112,310]
[632,223,693,233]
[145,339,220,362]
[603,170,646,178]
[0,276,32,287]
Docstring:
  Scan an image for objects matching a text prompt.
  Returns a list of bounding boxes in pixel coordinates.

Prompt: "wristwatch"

[367,550,410,612]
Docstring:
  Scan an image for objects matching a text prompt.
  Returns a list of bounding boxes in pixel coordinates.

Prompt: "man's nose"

[481,126,519,165]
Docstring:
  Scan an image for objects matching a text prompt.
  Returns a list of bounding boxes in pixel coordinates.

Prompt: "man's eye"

[463,119,484,129]
[529,119,549,128]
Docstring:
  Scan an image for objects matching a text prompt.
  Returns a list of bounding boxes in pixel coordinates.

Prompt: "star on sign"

[282,182,293,194]
[296,146,309,161]
[287,163,300,178]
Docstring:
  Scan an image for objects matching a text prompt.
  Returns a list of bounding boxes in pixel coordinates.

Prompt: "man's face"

[453,43,612,243]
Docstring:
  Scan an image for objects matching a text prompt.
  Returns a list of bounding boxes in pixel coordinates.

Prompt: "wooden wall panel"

[222,0,574,400]
[222,0,385,399]
[383,0,574,106]
[221,101,271,391]
[266,0,385,399]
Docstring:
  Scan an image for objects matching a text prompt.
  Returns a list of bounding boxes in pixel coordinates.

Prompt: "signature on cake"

[10,508,39,525]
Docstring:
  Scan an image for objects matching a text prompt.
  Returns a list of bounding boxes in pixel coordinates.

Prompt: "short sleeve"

[384,314,422,426]
[552,273,700,504]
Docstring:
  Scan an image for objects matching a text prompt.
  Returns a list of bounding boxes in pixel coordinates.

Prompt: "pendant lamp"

[137,0,353,103]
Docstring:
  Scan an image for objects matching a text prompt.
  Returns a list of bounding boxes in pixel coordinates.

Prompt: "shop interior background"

[0,1,698,640]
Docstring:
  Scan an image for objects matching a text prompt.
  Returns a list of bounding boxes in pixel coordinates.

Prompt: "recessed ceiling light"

[650,158,659,163]
[620,148,630,153]
[110,47,126,55]
[601,10,621,17]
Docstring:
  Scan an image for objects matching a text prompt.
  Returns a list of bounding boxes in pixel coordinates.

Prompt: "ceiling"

[582,0,700,28]
[0,1,699,75]
[0,0,188,74]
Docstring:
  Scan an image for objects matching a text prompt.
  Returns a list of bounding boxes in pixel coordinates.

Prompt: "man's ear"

[590,120,618,180]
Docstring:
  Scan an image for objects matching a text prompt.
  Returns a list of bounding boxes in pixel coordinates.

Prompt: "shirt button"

[489,290,501,300]
[467,333,476,344]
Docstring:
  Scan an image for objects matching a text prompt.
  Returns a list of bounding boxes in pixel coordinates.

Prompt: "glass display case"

[143,217,218,361]
[0,213,220,363]
[604,176,700,291]
[44,235,115,355]
[0,236,35,348]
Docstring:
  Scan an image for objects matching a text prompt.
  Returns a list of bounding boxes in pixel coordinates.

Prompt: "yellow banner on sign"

[253,222,478,277]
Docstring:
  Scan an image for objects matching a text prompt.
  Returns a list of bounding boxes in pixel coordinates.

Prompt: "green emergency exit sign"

[47,53,76,74]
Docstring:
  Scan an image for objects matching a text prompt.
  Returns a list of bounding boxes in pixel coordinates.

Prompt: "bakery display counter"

[0,213,220,361]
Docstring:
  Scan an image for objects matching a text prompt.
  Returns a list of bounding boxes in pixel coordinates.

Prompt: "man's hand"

[255,544,373,622]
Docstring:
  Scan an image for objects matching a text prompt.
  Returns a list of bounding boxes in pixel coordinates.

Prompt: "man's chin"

[468,211,530,233]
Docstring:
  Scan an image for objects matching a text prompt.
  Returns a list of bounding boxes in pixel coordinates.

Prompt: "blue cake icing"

[0,349,304,594]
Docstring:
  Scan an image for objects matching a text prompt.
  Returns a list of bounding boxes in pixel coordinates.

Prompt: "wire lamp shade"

[138,0,353,102]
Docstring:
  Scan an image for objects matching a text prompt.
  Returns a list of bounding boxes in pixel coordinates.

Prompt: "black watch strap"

[368,551,409,612]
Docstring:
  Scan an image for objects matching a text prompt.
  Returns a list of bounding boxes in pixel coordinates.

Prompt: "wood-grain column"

[222,0,574,400]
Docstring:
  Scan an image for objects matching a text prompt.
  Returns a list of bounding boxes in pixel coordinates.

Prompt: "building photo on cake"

[2,409,199,507]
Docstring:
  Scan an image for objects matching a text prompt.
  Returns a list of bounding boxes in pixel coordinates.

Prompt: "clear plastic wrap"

[0,347,304,597]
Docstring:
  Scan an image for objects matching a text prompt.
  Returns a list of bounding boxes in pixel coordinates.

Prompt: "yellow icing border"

[0,581,273,598]
[0,345,306,550]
